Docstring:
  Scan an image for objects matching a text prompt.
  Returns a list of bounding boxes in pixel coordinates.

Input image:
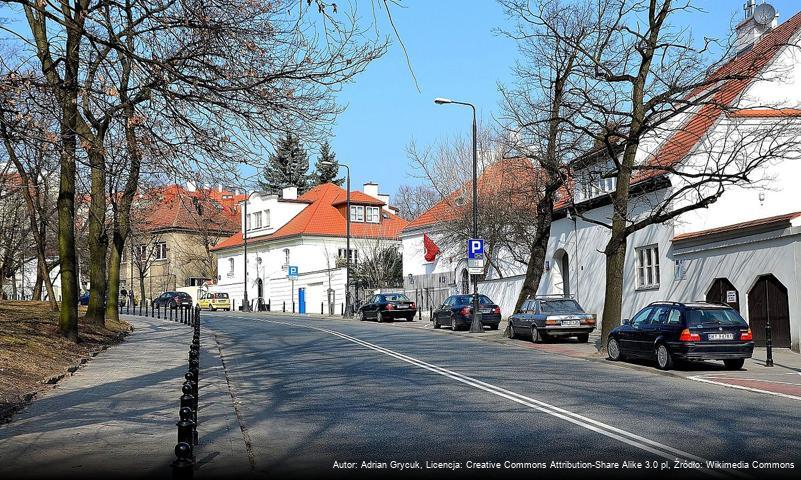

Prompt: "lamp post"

[434,97,483,333]
[320,161,352,317]
[242,190,258,312]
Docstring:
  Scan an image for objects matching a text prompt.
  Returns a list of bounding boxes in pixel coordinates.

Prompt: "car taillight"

[386,304,394,310]
[411,302,416,309]
[493,306,501,314]
[740,329,753,341]
[679,329,701,342]
[545,319,559,325]
[460,306,471,316]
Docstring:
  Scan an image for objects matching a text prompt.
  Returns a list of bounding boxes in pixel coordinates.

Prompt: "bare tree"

[499,0,597,312]
[393,184,439,220]
[551,0,801,348]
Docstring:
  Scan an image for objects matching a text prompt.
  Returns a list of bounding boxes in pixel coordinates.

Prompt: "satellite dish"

[753,3,776,26]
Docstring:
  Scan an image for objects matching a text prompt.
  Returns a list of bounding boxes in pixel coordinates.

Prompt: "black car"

[432,294,501,331]
[358,293,417,322]
[507,296,596,343]
[152,291,193,309]
[607,301,754,370]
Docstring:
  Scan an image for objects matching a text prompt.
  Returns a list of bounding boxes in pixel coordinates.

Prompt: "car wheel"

[432,317,441,329]
[377,311,384,323]
[508,323,517,339]
[407,316,414,322]
[451,316,458,331]
[576,333,589,343]
[531,326,540,343]
[360,311,367,321]
[656,343,673,370]
[724,358,745,370]
[607,338,623,361]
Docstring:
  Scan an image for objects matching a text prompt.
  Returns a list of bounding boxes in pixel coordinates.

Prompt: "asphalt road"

[202,311,801,479]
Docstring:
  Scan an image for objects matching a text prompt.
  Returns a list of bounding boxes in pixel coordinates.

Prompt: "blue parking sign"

[467,239,484,259]
[288,265,299,280]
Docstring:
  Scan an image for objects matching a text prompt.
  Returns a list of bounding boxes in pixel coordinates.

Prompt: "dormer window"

[366,206,380,223]
[574,168,617,203]
[350,205,365,222]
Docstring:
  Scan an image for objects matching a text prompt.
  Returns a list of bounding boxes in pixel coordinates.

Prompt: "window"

[649,306,672,325]
[636,245,660,289]
[135,244,148,259]
[187,277,208,286]
[245,213,251,231]
[154,242,167,260]
[227,258,235,277]
[366,206,380,223]
[574,169,617,202]
[350,205,365,222]
[253,211,262,229]
[263,210,271,227]
[283,248,290,267]
[338,248,358,264]
[631,307,653,327]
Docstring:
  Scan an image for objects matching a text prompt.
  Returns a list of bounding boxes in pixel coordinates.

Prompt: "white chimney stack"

[186,181,197,192]
[282,186,298,200]
[734,1,778,53]
[363,182,380,200]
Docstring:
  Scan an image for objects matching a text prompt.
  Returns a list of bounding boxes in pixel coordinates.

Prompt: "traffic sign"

[467,238,484,259]
[468,267,483,275]
[288,265,299,280]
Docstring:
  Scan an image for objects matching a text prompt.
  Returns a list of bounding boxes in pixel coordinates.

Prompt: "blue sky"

[330,0,801,198]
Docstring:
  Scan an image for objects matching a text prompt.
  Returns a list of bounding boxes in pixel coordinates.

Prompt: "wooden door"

[706,278,740,312]
[748,275,791,348]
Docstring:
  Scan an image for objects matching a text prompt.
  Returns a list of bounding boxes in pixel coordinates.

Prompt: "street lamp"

[242,190,258,312]
[320,160,352,317]
[434,97,483,333]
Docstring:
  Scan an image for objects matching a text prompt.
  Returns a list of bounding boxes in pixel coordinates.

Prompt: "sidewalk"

[0,315,249,478]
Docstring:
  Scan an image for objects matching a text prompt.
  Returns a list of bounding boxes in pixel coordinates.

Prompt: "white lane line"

[255,317,745,479]
[688,376,801,402]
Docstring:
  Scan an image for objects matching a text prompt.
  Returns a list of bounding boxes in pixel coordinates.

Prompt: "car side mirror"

[622,318,630,326]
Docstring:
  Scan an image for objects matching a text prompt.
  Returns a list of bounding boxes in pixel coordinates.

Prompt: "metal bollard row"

[172,305,201,477]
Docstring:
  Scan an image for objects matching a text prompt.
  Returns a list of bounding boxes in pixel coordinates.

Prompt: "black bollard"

[283,301,286,313]
[292,302,295,313]
[173,407,195,475]
[157,304,161,319]
[267,299,271,312]
[766,321,775,367]
[321,302,324,315]
[126,301,130,314]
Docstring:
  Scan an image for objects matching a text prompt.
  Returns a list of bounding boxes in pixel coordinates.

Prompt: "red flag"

[423,233,440,262]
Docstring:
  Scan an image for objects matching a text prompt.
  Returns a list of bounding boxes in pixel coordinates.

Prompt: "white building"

[536,7,801,352]
[211,183,407,313]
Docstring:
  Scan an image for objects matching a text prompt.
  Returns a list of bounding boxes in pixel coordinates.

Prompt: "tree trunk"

[33,269,43,300]
[514,195,554,313]
[84,148,108,325]
[139,273,146,308]
[600,232,627,351]
[105,239,122,321]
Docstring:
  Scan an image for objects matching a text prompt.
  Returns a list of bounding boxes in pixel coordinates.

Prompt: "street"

[201,311,801,478]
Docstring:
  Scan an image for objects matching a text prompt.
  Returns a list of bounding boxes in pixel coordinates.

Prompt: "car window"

[686,308,747,327]
[631,307,653,326]
[453,295,493,306]
[650,306,672,325]
[667,309,682,325]
[383,293,410,302]
[539,299,584,314]
[217,293,229,299]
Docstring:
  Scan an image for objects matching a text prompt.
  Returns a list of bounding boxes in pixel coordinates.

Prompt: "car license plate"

[562,320,580,327]
[708,333,734,341]
[480,308,492,314]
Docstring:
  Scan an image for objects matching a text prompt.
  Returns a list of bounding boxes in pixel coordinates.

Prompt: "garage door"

[748,275,791,348]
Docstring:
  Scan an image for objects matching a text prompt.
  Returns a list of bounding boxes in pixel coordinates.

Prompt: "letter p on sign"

[467,239,484,259]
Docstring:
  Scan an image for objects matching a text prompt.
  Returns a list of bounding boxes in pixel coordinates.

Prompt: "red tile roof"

[211,183,408,251]
[134,185,241,234]
[403,157,539,232]
[555,10,801,211]
[673,212,801,242]
[729,108,801,118]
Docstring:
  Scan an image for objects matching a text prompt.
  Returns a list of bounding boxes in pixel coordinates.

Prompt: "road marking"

[688,375,801,402]
[252,317,745,479]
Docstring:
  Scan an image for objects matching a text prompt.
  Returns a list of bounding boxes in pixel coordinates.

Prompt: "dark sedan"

[358,293,417,322]
[607,301,754,370]
[152,291,193,310]
[432,294,501,331]
[508,296,596,343]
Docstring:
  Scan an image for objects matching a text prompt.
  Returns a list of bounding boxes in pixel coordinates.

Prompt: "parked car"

[197,292,231,311]
[152,291,193,310]
[508,296,596,343]
[431,294,501,331]
[607,301,754,370]
[358,293,417,322]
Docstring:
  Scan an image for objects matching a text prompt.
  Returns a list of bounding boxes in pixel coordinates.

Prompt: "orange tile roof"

[403,157,539,232]
[673,211,801,242]
[728,108,801,118]
[211,183,408,251]
[134,185,241,234]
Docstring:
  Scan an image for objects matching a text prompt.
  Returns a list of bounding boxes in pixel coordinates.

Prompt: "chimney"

[363,182,380,200]
[186,181,197,192]
[282,186,298,200]
[734,1,778,53]
[378,193,392,212]
[217,184,223,192]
